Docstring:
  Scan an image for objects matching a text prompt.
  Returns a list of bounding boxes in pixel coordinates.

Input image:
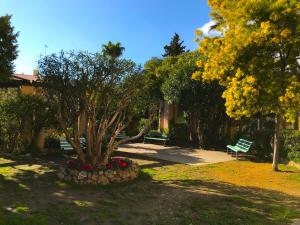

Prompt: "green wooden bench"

[143,131,169,146]
[227,138,253,159]
[79,137,86,148]
[59,138,74,154]
[60,137,86,154]
[115,131,128,141]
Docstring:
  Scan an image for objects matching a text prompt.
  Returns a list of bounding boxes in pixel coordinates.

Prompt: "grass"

[0,156,299,225]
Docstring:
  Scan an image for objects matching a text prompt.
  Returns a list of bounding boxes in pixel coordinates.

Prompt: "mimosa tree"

[193,0,300,171]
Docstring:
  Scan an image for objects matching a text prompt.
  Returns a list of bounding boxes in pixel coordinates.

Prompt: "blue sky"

[0,0,212,74]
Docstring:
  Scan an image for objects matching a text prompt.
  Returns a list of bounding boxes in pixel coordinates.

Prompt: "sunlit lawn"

[0,156,299,225]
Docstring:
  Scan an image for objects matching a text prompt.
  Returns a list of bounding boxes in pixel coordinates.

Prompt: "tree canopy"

[0,15,18,81]
[193,0,300,170]
[102,41,125,58]
[39,47,158,166]
[143,51,227,147]
[162,33,186,57]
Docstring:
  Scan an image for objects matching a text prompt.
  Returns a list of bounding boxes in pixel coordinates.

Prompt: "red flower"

[66,160,76,168]
[113,157,122,163]
[106,163,113,169]
[80,164,93,171]
[119,162,127,168]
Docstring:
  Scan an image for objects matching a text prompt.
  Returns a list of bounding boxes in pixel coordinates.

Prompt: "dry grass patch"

[201,161,300,196]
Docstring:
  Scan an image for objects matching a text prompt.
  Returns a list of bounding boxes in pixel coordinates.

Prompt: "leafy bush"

[147,130,163,137]
[280,129,300,163]
[0,97,28,153]
[44,135,60,149]
[234,116,274,160]
[0,94,54,153]
[169,123,190,145]
[125,117,155,139]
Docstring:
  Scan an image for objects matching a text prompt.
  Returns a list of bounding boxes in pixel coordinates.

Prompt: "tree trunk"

[34,128,46,151]
[257,117,261,131]
[158,100,164,130]
[90,154,98,166]
[78,151,86,164]
[294,114,299,130]
[272,113,281,171]
[189,111,198,143]
[197,119,204,148]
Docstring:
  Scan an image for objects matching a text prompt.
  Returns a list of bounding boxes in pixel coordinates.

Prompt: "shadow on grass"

[0,158,299,225]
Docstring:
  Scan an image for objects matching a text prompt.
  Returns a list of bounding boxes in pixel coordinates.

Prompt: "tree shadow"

[0,157,299,225]
[114,151,178,169]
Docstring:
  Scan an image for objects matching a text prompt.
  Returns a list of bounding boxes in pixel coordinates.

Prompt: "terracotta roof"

[12,74,37,82]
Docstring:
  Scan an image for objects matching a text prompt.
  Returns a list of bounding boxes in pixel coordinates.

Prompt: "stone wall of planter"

[57,162,139,185]
[288,161,300,169]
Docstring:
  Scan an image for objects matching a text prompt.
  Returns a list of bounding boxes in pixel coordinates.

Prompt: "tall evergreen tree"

[0,15,18,81]
[162,33,186,57]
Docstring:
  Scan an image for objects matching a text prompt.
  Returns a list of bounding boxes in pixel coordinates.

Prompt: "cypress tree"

[0,15,19,81]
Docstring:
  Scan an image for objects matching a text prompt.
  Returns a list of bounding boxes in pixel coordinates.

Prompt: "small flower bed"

[66,157,132,171]
[106,157,131,170]
[59,157,139,185]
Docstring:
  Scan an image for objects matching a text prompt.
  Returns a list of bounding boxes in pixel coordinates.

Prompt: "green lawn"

[0,156,299,225]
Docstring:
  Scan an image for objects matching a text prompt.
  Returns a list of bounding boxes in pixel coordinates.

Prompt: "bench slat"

[227,138,253,156]
[144,132,169,145]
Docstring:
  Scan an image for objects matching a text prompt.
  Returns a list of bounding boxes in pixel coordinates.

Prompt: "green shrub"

[0,98,28,153]
[125,117,156,137]
[235,129,273,160]
[280,129,300,163]
[169,123,190,145]
[234,117,275,160]
[161,128,169,135]
[288,151,300,163]
[147,130,163,137]
[0,95,54,153]
[44,135,60,149]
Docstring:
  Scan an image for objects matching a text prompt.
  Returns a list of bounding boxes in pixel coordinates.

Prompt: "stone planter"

[57,160,139,185]
[288,161,300,169]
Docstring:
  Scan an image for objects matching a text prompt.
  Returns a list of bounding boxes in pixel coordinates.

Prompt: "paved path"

[293,219,300,225]
[118,143,234,166]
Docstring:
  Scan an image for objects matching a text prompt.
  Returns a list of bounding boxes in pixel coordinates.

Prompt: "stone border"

[288,161,300,169]
[57,162,139,185]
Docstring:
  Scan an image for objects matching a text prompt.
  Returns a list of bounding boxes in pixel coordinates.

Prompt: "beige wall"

[19,85,37,95]
[159,101,176,131]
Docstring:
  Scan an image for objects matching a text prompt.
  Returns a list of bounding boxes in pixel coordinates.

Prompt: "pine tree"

[162,33,186,57]
[0,15,19,81]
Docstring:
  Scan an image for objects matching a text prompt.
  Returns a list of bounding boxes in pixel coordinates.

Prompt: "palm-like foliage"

[102,41,125,58]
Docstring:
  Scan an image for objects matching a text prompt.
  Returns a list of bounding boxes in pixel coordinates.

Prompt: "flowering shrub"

[119,162,127,168]
[113,157,122,163]
[106,157,131,170]
[80,164,93,171]
[66,157,132,171]
[106,163,113,169]
[66,159,78,169]
[66,159,93,171]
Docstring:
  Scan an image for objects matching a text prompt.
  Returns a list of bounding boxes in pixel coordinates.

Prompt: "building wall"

[0,85,37,101]
[159,101,176,131]
[19,85,37,95]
